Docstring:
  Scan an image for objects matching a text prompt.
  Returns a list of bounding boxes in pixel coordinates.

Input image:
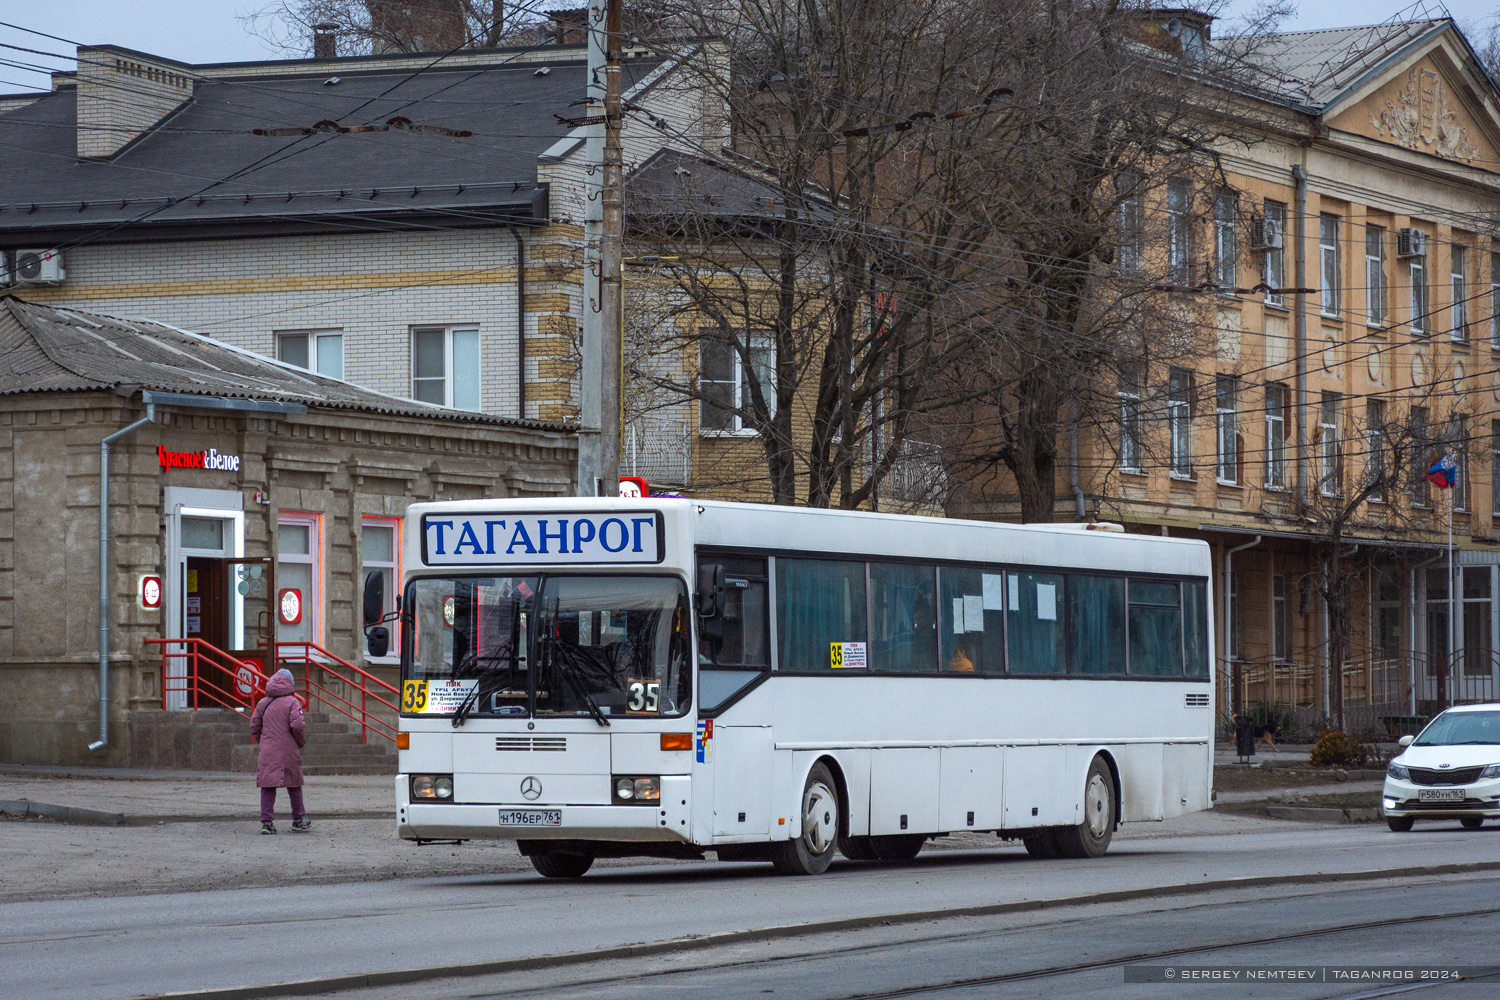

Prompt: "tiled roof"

[0,293,565,429]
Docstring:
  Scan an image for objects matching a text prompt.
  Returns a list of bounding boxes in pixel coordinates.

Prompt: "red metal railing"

[275,641,400,745]
[148,638,271,714]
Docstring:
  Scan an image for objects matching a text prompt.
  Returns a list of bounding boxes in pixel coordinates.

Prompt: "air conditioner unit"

[14,249,65,285]
[1249,216,1283,251]
[1396,228,1426,259]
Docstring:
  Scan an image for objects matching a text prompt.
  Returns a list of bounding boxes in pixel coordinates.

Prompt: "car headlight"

[1387,762,1410,780]
[411,774,454,800]
[613,775,660,803]
[1481,764,1500,780]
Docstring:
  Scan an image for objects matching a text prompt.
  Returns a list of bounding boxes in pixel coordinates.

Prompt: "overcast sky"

[0,0,1496,94]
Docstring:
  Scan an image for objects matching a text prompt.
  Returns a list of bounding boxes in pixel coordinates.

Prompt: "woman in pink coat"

[249,668,310,834]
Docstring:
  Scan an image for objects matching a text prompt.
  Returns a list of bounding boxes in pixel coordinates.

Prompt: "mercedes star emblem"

[520,776,543,800]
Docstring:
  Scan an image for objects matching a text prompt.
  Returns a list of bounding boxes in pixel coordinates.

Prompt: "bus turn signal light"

[661,733,692,751]
[396,732,410,750]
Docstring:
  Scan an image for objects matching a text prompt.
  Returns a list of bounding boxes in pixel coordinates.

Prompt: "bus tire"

[530,851,594,878]
[1022,830,1060,858]
[838,835,879,861]
[1054,756,1116,859]
[773,763,839,875]
[869,834,925,861]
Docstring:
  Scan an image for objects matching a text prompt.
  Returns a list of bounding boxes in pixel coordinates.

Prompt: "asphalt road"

[7,822,1500,1000]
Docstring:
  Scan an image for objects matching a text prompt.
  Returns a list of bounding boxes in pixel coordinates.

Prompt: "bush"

[1309,729,1369,768]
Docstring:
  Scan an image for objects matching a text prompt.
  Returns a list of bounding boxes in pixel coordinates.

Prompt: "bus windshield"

[404,574,691,719]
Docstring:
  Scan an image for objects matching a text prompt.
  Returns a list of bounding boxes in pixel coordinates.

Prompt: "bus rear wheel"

[773,763,839,875]
[530,851,594,878]
[1054,756,1116,859]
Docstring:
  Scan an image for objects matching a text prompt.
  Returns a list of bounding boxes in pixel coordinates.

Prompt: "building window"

[277,514,320,644]
[1319,214,1340,316]
[1213,189,1237,290]
[1168,368,1193,478]
[1492,421,1500,516]
[1168,179,1192,284]
[1264,383,1287,489]
[1319,392,1341,496]
[699,332,775,435]
[1368,399,1388,500]
[361,517,400,659]
[1262,201,1285,306]
[1453,414,1469,512]
[1410,253,1428,335]
[1119,365,1143,472]
[1215,375,1239,484]
[1272,574,1289,661]
[1116,172,1143,273]
[1451,245,1469,342]
[1227,569,1242,659]
[1365,225,1385,326]
[411,326,480,410]
[1490,253,1500,350]
[278,330,344,379]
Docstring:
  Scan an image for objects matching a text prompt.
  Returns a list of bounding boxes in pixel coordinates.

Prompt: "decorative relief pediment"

[1336,60,1495,168]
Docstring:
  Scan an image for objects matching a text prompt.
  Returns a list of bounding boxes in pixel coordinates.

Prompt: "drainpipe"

[513,228,527,420]
[1292,164,1309,504]
[1225,534,1262,715]
[1068,401,1086,520]
[91,401,157,751]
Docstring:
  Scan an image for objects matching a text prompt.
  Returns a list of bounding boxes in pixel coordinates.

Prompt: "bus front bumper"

[398,775,693,843]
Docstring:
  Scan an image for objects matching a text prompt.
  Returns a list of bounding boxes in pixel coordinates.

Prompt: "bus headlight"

[613,776,660,803]
[411,774,454,800]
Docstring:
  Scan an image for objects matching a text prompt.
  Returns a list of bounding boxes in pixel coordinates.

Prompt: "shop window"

[277,514,320,643]
[277,330,344,379]
[361,518,400,658]
[939,565,1002,673]
[412,326,480,410]
[776,558,866,671]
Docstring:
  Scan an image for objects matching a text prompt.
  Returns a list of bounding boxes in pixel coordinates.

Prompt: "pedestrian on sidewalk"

[249,668,311,834]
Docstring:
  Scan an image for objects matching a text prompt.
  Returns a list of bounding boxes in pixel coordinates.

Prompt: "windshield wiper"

[451,645,518,728]
[544,637,610,728]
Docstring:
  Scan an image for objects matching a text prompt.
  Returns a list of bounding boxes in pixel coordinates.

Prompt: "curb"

[142,860,1500,1000]
[1264,805,1381,824]
[0,799,125,826]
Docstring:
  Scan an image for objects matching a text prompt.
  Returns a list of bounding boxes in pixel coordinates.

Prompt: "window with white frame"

[1213,189,1237,290]
[1454,414,1469,512]
[1116,171,1143,273]
[1410,253,1428,334]
[1369,399,1389,500]
[412,326,480,410]
[278,330,344,379]
[1262,200,1285,306]
[1319,214,1340,316]
[1264,383,1287,489]
[1215,375,1239,484]
[1119,365,1144,472]
[1168,367,1193,477]
[699,332,775,435]
[1167,179,1192,284]
[1451,245,1469,342]
[361,518,400,659]
[1365,225,1385,326]
[1319,391,1340,496]
[276,514,320,644]
[1492,420,1500,516]
[1490,252,1500,350]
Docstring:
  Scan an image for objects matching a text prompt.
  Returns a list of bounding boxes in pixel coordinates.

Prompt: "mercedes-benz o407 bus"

[377,498,1214,877]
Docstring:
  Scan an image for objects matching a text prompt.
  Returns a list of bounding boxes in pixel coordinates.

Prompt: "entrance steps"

[128,709,397,775]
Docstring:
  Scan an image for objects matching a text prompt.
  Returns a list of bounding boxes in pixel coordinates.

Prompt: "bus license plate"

[1418,789,1465,802]
[498,809,561,826]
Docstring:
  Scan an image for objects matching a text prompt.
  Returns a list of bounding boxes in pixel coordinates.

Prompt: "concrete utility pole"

[577,0,623,497]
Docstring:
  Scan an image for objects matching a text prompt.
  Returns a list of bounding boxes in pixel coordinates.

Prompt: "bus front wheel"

[1053,756,1116,859]
[773,763,840,875]
[530,851,594,878]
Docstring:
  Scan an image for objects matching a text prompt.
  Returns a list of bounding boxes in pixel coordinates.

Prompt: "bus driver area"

[387,499,1215,878]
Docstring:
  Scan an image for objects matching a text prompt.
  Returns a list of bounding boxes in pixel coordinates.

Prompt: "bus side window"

[699,554,769,669]
[1006,572,1064,674]
[1183,580,1210,678]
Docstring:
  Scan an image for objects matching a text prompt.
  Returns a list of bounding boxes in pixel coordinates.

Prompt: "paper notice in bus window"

[982,574,1003,610]
[1007,574,1020,611]
[1036,583,1057,621]
[963,595,984,631]
[951,598,965,633]
[830,641,867,669]
[424,679,478,713]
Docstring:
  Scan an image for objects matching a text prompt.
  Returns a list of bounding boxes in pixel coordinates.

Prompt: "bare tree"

[242,0,527,55]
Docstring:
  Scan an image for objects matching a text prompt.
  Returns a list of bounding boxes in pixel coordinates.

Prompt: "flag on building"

[1426,453,1458,489]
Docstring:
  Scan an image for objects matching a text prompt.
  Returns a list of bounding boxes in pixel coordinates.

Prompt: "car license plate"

[1418,789,1465,802]
[498,809,561,826]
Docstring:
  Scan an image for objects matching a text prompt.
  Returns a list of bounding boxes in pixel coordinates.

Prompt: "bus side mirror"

[366,626,390,658]
[363,571,385,628]
[697,563,725,618]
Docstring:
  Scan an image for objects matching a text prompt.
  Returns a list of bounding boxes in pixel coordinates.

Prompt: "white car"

[1383,704,1500,832]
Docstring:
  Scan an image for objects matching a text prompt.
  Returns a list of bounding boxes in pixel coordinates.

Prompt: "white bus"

[379,499,1214,877]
